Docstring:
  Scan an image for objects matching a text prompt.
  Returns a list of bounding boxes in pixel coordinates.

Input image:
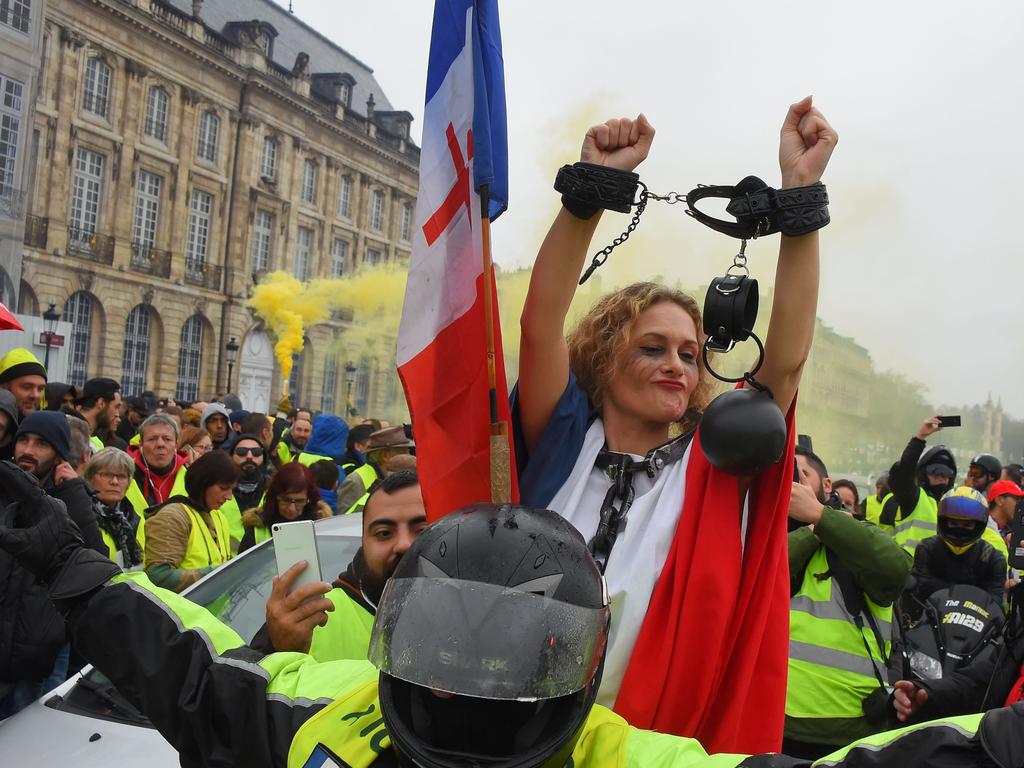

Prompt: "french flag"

[397,0,518,520]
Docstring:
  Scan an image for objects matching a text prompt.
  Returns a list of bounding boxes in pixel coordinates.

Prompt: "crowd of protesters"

[0,344,415,718]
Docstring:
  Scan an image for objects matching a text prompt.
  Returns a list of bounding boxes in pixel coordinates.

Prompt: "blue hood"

[319,487,338,514]
[305,414,349,464]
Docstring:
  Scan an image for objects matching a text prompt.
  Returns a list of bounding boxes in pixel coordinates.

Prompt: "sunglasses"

[967,466,987,478]
[233,446,264,458]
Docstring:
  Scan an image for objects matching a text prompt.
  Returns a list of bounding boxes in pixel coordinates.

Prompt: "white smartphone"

[271,521,323,592]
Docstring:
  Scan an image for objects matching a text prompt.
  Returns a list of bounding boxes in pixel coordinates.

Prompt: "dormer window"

[337,81,350,108]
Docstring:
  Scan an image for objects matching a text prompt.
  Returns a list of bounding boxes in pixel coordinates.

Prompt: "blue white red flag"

[397,0,517,520]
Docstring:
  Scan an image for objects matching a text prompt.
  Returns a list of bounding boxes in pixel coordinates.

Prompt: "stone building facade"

[20,0,418,418]
[0,0,46,302]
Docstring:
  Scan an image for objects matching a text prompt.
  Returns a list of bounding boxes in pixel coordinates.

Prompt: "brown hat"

[366,425,415,453]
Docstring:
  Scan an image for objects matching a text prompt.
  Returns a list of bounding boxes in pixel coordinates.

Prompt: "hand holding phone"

[272,521,323,592]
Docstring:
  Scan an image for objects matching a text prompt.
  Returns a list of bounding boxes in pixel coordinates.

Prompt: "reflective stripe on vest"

[344,464,378,515]
[276,441,293,464]
[179,504,232,570]
[787,545,892,719]
[90,435,103,451]
[888,490,938,554]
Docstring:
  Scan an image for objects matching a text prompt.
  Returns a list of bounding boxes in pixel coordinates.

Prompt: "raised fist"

[779,96,838,189]
[580,114,655,173]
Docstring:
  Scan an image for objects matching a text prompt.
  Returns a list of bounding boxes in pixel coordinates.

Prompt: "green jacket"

[69,572,1021,768]
[786,506,912,745]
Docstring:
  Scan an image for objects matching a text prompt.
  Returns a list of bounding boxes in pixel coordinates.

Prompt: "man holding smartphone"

[257,469,428,661]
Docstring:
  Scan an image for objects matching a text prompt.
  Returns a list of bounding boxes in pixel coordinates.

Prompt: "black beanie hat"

[16,411,72,460]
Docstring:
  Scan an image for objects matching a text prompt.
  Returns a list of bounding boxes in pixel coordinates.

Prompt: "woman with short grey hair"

[84,447,144,568]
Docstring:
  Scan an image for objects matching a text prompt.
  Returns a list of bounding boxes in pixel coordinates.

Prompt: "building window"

[300,159,317,205]
[131,170,162,261]
[354,361,370,416]
[337,82,350,107]
[64,291,93,388]
[196,110,219,163]
[143,86,168,142]
[252,209,273,272]
[399,203,412,242]
[260,136,277,179]
[337,175,352,218]
[369,189,384,231]
[69,147,104,238]
[185,189,212,276]
[330,238,348,277]
[320,354,338,414]
[82,57,111,119]
[288,350,303,404]
[176,315,204,402]
[0,0,31,34]
[0,75,23,209]
[295,226,312,281]
[121,304,151,396]
[364,247,382,267]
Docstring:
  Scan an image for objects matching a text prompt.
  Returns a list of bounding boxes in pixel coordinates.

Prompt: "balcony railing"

[23,215,48,249]
[185,259,223,290]
[149,0,190,34]
[0,187,25,219]
[130,242,172,278]
[67,225,115,265]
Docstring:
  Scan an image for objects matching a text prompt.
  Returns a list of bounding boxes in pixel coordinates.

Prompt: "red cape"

[614,398,796,754]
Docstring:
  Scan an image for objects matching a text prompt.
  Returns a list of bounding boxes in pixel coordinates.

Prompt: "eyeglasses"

[95,471,129,484]
[279,495,309,509]
[233,446,265,458]
[191,443,212,455]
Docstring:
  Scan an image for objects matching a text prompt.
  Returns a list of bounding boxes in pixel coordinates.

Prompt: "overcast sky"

[285,1,1024,418]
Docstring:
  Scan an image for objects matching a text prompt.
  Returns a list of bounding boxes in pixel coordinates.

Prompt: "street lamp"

[344,360,358,418]
[42,303,60,370]
[225,337,240,390]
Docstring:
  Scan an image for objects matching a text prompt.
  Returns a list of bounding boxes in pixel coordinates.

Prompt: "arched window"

[121,305,151,396]
[176,315,204,402]
[64,291,93,387]
[320,354,337,414]
[0,267,15,308]
[82,57,111,118]
[288,347,304,405]
[144,86,169,142]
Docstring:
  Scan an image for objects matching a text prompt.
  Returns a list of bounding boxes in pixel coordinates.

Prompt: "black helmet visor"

[368,576,609,702]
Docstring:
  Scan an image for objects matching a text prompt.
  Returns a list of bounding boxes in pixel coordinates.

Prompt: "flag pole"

[479,183,511,503]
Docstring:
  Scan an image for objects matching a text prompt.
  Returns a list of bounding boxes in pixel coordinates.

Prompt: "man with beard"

[75,378,121,451]
[219,433,268,548]
[255,470,426,662]
[783,447,911,759]
[116,396,153,444]
[0,414,103,717]
[275,415,311,465]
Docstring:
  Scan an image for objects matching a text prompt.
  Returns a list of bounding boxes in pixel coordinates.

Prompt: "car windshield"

[59,522,361,726]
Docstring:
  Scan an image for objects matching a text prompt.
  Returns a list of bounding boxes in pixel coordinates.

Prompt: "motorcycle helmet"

[969,453,1002,483]
[369,504,610,768]
[937,487,989,555]
[916,445,957,501]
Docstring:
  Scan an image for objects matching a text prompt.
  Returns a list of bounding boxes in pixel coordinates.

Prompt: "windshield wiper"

[75,676,149,725]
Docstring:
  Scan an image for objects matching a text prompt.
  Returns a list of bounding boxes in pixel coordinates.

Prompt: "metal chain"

[577,186,687,284]
[578,183,650,284]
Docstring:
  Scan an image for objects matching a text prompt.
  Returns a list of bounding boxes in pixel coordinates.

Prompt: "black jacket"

[911,535,1006,607]
[0,474,105,683]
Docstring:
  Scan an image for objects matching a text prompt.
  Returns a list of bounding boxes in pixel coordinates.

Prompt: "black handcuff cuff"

[554,163,830,396]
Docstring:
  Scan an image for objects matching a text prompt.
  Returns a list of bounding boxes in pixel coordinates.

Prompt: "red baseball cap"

[987,479,1024,504]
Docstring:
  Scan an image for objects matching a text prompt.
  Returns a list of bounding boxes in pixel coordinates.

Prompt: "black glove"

[0,460,83,582]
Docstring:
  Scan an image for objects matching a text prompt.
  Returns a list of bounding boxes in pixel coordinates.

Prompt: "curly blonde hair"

[567,282,713,428]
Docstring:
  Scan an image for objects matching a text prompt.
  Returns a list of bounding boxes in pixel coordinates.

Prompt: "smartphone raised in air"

[271,520,323,592]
